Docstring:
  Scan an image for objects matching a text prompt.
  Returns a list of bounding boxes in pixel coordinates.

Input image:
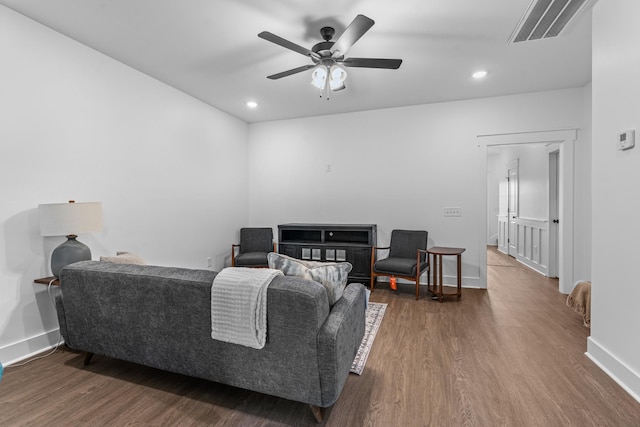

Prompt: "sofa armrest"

[316,282,366,407]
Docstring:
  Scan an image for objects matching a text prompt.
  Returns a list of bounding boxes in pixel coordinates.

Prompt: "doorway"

[478,129,577,294]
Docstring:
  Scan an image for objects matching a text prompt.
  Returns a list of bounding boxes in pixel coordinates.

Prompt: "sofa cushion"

[267,253,351,305]
[100,251,146,265]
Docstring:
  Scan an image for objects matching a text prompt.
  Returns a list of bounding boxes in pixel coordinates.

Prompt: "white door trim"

[548,147,560,278]
[477,129,577,293]
[507,159,519,258]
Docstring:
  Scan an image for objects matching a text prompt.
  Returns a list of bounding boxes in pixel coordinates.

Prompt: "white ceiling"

[0,0,592,123]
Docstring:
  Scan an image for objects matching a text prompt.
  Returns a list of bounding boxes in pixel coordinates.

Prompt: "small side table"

[34,277,60,286]
[427,246,465,302]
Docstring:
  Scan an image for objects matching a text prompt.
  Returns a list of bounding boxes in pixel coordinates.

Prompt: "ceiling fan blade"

[258,31,320,60]
[267,64,315,80]
[342,57,403,69]
[331,15,375,58]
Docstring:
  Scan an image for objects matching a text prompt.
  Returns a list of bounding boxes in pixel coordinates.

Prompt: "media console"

[277,223,377,283]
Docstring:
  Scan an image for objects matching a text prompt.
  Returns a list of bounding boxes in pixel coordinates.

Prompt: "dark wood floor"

[2,247,639,426]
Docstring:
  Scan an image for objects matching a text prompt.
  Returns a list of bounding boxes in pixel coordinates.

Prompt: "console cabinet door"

[349,247,372,280]
[279,244,300,259]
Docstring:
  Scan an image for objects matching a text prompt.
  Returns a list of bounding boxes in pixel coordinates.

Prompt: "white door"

[497,178,509,253]
[507,160,519,258]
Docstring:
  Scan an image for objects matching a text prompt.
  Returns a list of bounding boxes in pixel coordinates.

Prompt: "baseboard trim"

[392,275,481,289]
[515,254,548,277]
[586,337,640,403]
[0,329,63,366]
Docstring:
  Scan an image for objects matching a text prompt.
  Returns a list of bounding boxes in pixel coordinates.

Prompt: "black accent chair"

[370,229,430,300]
[231,227,276,268]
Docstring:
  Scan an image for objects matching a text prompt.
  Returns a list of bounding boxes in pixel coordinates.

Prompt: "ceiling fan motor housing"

[312,41,335,56]
[312,27,340,61]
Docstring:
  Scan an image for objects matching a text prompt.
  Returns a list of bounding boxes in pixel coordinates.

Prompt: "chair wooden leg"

[309,405,323,423]
[231,245,236,267]
[370,246,376,292]
[415,274,420,300]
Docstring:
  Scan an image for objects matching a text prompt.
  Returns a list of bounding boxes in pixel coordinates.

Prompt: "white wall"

[488,143,551,220]
[0,6,249,364]
[574,82,592,283]
[510,145,550,220]
[588,0,640,402]
[248,88,587,289]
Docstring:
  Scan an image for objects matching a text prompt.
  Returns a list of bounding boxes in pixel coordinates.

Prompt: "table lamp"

[39,200,103,277]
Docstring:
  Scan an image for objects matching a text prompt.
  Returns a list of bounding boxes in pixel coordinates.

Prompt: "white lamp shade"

[39,202,103,237]
[330,65,347,89]
[311,66,327,89]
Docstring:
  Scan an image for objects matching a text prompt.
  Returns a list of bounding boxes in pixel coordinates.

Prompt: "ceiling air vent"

[510,0,594,43]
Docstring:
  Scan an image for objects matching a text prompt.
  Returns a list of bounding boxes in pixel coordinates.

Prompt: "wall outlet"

[443,207,462,217]
[207,257,213,268]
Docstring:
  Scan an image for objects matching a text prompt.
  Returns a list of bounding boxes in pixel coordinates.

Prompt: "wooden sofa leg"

[309,405,323,423]
[84,352,94,366]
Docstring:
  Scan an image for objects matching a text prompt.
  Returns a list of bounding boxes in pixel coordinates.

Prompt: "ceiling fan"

[258,15,402,98]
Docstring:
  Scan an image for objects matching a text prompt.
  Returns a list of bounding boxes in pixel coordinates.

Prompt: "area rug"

[350,302,387,375]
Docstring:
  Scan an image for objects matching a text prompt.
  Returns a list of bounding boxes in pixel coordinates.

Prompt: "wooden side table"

[427,246,465,302]
[34,277,60,286]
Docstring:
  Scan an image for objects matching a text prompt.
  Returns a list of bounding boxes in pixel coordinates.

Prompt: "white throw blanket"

[211,267,282,349]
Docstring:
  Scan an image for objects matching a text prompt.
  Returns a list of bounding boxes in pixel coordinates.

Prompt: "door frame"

[477,129,576,294]
[507,159,519,258]
[548,148,560,278]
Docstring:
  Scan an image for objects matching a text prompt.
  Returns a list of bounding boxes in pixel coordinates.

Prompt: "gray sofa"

[55,261,366,422]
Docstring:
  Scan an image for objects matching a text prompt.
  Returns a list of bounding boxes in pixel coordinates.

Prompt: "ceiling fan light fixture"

[260,15,402,98]
[329,65,347,91]
[311,66,328,89]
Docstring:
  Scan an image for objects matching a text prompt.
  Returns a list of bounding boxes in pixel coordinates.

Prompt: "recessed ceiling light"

[246,101,258,108]
[472,70,488,79]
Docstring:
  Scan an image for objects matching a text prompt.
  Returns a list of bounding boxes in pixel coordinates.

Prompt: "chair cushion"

[234,252,269,267]
[267,253,351,306]
[373,257,428,277]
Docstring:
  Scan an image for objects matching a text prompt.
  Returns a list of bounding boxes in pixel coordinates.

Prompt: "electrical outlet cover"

[444,207,462,217]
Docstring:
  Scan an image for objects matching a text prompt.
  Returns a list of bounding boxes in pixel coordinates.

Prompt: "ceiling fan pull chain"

[323,67,330,100]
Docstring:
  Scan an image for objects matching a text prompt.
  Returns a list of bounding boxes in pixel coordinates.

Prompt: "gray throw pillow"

[100,251,146,265]
[267,253,351,306]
